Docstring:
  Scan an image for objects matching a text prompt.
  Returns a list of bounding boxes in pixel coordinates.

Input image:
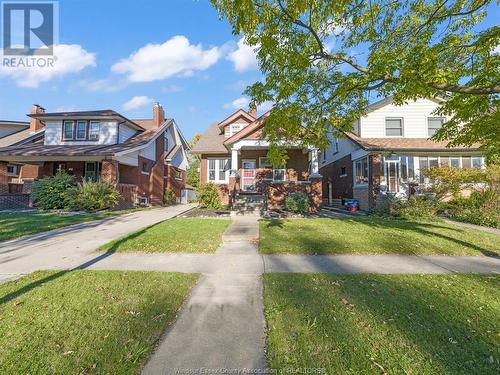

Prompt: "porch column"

[0,162,8,194]
[101,160,119,184]
[309,148,322,178]
[230,148,239,177]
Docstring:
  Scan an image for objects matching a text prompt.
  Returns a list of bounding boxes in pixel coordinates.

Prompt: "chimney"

[30,104,45,132]
[152,102,165,128]
[249,103,257,118]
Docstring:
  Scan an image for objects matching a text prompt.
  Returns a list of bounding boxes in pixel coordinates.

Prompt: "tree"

[187,134,202,188]
[211,0,500,162]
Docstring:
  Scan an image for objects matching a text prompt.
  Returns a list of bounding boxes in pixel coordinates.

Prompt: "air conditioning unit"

[136,196,149,206]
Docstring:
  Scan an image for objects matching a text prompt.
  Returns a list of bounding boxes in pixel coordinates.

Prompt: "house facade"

[319,97,485,211]
[191,108,322,210]
[0,103,189,209]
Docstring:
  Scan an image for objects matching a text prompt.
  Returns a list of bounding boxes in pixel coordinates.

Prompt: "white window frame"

[385,117,404,137]
[229,123,243,137]
[88,121,100,141]
[427,117,445,137]
[75,120,87,140]
[62,120,75,140]
[6,164,19,176]
[164,132,169,152]
[207,158,229,184]
[353,156,369,186]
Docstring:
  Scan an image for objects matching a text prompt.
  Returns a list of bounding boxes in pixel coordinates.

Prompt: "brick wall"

[319,154,353,202]
[101,160,119,184]
[353,186,369,211]
[0,162,8,194]
[266,179,322,210]
[165,165,186,200]
[368,154,383,209]
[149,135,166,205]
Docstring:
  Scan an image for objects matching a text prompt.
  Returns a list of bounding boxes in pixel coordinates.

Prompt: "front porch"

[226,145,322,211]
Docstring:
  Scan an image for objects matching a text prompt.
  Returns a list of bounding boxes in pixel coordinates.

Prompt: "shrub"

[392,196,437,219]
[163,188,176,206]
[285,193,310,213]
[66,180,120,211]
[422,166,486,200]
[31,172,76,210]
[197,183,222,209]
[441,190,500,228]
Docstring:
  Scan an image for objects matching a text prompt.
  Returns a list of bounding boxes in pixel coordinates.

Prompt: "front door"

[242,160,256,192]
[386,161,400,192]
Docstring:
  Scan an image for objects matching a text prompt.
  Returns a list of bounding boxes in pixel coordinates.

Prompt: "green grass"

[264,273,500,375]
[0,270,197,375]
[100,217,231,253]
[0,208,148,242]
[259,217,500,256]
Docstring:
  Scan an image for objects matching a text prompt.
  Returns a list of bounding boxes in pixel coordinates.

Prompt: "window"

[63,121,74,140]
[273,165,286,182]
[428,118,444,137]
[450,157,460,168]
[428,157,439,168]
[385,118,403,136]
[461,156,471,169]
[142,162,150,174]
[89,121,100,141]
[472,157,482,169]
[332,137,339,154]
[322,150,326,162]
[7,164,19,176]
[419,157,429,183]
[340,166,347,177]
[175,170,183,180]
[354,157,369,185]
[259,157,272,168]
[440,156,449,167]
[208,159,229,183]
[84,162,101,181]
[229,124,243,137]
[76,121,87,140]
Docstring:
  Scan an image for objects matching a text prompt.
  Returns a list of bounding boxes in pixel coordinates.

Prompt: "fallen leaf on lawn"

[63,351,73,355]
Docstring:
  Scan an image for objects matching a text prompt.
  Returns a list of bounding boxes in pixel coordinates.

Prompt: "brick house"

[190,107,322,211]
[0,103,189,209]
[319,97,485,211]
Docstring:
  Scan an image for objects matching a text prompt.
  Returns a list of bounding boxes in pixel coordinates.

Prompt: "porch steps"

[231,194,267,216]
[321,205,367,216]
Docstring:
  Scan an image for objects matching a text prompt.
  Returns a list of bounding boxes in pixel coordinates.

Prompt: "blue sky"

[0,1,498,141]
[0,0,264,140]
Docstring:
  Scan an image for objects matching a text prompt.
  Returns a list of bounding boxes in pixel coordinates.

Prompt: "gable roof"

[345,132,480,152]
[223,111,271,145]
[217,109,255,129]
[363,96,444,116]
[0,128,45,148]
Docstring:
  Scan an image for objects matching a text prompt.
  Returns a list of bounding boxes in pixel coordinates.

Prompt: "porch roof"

[345,132,481,152]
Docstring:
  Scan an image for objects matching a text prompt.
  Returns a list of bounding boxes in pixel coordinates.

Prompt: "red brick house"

[191,108,322,211]
[319,98,485,210]
[0,103,189,209]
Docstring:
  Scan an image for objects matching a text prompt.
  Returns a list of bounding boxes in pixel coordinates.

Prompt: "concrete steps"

[231,194,267,216]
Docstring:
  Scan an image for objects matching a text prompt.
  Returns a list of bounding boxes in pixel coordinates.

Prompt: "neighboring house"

[319,97,485,211]
[0,120,29,138]
[191,107,322,210]
[0,103,189,209]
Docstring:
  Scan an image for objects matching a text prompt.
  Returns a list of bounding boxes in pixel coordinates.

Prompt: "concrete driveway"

[0,203,196,283]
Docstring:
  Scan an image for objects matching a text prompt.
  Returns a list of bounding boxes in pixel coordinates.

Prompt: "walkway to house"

[441,217,500,235]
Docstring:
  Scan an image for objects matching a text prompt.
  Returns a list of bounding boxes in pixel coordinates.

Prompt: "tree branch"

[429,83,500,94]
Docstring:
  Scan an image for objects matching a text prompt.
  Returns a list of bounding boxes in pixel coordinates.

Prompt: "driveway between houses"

[0,204,196,283]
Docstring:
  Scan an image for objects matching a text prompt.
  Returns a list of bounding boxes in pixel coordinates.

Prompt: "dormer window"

[62,120,100,141]
[63,121,74,140]
[89,121,100,141]
[76,121,87,140]
[229,123,243,137]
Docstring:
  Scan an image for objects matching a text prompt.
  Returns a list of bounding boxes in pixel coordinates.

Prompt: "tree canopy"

[211,0,500,161]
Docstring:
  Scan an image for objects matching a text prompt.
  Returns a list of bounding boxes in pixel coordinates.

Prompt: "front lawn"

[0,209,144,242]
[264,274,500,374]
[259,217,500,256]
[0,270,197,374]
[100,217,231,253]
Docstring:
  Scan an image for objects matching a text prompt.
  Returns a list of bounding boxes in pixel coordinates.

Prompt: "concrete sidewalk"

[142,215,267,375]
[0,204,196,283]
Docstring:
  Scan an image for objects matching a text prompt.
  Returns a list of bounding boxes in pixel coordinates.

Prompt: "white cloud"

[0,44,95,88]
[227,38,259,72]
[112,35,222,82]
[122,96,153,111]
[224,96,250,109]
